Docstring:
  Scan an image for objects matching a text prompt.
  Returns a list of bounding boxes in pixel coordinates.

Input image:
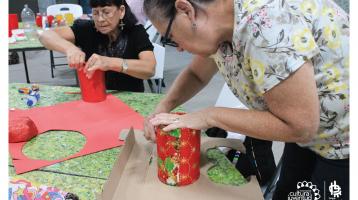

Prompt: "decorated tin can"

[77,69,106,103]
[156,114,201,186]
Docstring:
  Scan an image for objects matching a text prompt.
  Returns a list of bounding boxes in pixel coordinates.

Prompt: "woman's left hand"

[84,53,111,78]
[149,109,213,132]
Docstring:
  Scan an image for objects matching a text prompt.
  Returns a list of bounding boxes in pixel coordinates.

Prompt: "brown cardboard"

[98,128,264,200]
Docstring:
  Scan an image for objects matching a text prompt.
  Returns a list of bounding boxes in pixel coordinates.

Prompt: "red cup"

[36,14,42,27]
[156,112,201,186]
[9,14,19,37]
[47,15,54,27]
[77,69,106,102]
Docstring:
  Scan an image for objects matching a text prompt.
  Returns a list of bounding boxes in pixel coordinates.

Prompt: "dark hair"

[143,0,214,22]
[90,0,138,28]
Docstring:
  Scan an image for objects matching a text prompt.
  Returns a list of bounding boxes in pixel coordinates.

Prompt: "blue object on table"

[25,90,40,107]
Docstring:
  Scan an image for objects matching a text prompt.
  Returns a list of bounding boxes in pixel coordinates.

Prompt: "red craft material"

[9,14,19,37]
[77,69,106,102]
[36,14,42,27]
[9,94,144,174]
[47,15,54,27]
[9,116,38,143]
[156,113,201,186]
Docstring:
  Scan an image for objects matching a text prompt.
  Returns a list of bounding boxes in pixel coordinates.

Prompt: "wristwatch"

[122,59,128,73]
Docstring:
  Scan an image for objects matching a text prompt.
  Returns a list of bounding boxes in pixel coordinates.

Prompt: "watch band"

[122,59,128,73]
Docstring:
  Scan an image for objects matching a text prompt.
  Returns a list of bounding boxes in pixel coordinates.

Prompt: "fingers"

[150,113,181,126]
[144,114,157,142]
[67,49,85,69]
[84,54,99,78]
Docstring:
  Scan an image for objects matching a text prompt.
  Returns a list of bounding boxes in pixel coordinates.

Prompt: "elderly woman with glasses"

[143,0,349,199]
[39,0,156,92]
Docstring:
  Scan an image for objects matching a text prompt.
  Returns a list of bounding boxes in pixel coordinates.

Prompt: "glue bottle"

[25,85,40,107]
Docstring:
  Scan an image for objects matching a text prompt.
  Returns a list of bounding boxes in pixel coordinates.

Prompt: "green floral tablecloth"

[9,83,247,199]
[9,83,165,199]
[9,37,44,50]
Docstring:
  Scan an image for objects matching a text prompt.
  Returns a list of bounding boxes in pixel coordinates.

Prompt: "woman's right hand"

[144,104,172,142]
[144,113,157,142]
[66,47,86,70]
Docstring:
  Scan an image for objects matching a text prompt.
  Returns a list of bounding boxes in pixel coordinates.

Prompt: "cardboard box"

[98,129,263,200]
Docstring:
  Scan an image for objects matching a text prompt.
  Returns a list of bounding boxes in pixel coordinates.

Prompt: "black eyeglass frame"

[160,14,178,47]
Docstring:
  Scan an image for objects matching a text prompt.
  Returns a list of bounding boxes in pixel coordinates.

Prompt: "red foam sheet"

[9,94,144,174]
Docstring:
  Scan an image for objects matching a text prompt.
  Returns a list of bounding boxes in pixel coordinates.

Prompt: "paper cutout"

[9,178,79,200]
[9,94,143,174]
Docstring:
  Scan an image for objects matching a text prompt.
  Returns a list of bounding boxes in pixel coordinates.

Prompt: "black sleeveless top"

[71,19,153,92]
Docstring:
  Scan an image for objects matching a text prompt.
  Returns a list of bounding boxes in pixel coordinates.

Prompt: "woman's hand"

[144,114,157,141]
[65,46,86,70]
[149,109,214,132]
[84,54,111,78]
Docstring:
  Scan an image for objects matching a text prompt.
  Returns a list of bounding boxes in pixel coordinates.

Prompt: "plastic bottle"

[25,90,40,107]
[42,13,48,29]
[21,4,36,40]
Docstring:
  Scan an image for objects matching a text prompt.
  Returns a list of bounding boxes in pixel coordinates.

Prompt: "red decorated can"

[77,69,106,102]
[156,114,200,186]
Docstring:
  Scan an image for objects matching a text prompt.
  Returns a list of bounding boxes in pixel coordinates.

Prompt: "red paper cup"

[36,14,42,27]
[77,69,106,102]
[47,15,54,27]
[9,14,19,37]
[156,113,201,186]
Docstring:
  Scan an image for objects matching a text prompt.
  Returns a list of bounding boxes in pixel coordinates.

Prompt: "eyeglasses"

[160,14,178,47]
[92,8,117,20]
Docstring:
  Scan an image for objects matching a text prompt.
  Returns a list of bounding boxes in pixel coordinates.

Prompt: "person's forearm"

[39,30,76,54]
[207,107,316,143]
[107,58,155,80]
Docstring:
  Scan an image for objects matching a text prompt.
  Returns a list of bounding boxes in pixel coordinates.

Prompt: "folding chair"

[46,4,83,78]
[148,43,165,93]
[144,20,160,43]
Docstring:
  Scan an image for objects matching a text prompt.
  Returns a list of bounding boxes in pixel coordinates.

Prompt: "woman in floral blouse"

[143,0,349,199]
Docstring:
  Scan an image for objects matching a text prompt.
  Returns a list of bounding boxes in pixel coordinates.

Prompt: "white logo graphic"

[288,181,321,200]
[329,181,342,198]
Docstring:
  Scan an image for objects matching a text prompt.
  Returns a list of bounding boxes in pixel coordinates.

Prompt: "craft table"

[9,39,47,83]
[9,83,247,199]
[9,31,68,83]
[9,83,165,199]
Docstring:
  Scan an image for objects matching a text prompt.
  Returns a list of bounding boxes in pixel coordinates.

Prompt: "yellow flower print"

[327,81,348,93]
[292,28,316,53]
[322,63,340,83]
[243,0,263,12]
[322,6,336,21]
[313,143,331,157]
[242,83,256,103]
[323,24,341,49]
[250,59,265,85]
[300,0,318,16]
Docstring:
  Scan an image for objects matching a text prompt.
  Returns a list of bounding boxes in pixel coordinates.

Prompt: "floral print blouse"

[213,0,349,159]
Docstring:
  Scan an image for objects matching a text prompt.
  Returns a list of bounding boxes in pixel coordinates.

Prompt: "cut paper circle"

[9,94,144,174]
[23,130,86,160]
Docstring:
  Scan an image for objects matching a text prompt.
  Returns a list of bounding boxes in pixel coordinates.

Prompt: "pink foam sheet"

[9,94,144,174]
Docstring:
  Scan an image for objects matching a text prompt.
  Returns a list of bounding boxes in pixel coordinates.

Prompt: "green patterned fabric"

[9,37,44,50]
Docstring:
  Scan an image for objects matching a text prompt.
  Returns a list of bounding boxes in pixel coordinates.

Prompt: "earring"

[119,19,125,30]
[192,23,197,30]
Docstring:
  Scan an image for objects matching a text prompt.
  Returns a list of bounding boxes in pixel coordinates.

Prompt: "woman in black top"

[39,0,156,92]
